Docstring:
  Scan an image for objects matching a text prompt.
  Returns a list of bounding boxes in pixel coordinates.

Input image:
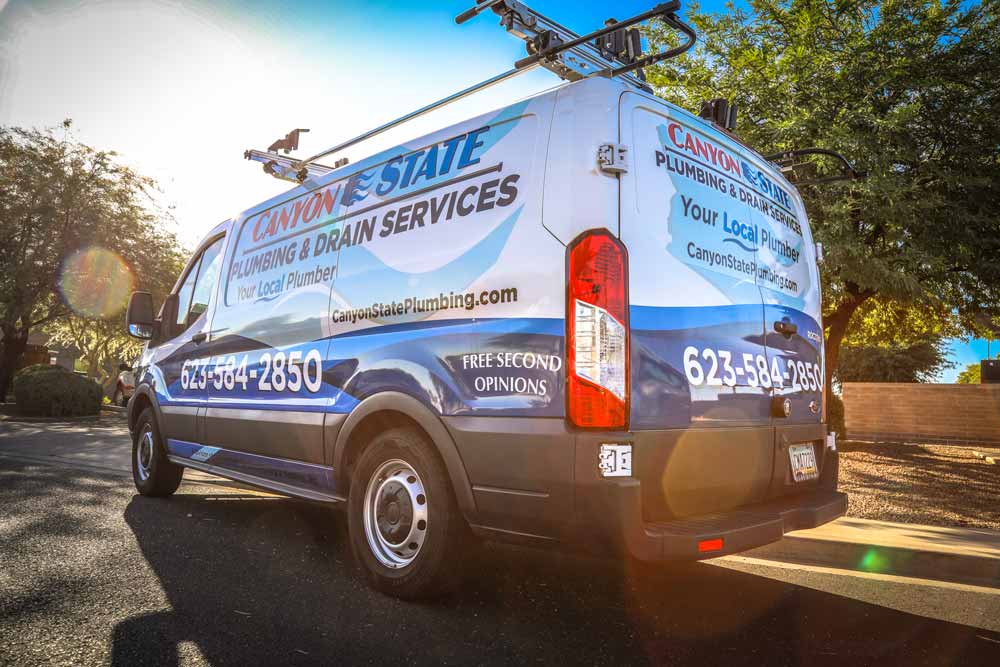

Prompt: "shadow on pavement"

[113,488,1000,666]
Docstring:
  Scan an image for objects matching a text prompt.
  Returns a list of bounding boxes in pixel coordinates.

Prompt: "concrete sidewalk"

[742,517,1000,588]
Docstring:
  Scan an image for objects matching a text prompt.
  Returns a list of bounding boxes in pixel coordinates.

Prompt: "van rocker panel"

[165,439,342,502]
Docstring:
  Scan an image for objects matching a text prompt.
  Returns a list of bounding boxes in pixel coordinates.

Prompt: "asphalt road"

[1,420,999,666]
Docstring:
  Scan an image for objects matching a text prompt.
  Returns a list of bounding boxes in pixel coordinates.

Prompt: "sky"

[0,0,991,380]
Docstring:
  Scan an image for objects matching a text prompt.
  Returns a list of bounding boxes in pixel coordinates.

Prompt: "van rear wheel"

[347,426,468,599]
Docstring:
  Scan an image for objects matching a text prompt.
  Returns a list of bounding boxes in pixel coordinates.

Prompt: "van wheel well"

[341,410,436,490]
[129,394,152,432]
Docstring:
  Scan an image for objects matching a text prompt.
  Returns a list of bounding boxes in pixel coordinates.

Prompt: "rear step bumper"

[583,482,847,561]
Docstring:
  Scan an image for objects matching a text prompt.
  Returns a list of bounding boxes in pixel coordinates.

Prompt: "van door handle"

[773,321,797,337]
[191,332,207,344]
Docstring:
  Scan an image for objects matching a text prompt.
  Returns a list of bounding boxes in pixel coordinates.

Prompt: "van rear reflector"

[566,229,629,430]
[698,538,724,553]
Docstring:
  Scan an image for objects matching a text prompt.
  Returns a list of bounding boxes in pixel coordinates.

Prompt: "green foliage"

[837,339,952,382]
[836,298,956,381]
[644,0,1000,384]
[843,299,962,346]
[13,364,102,417]
[956,362,981,384]
[0,121,186,392]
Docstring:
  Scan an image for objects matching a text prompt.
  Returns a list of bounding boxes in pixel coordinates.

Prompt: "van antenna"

[245,1,696,184]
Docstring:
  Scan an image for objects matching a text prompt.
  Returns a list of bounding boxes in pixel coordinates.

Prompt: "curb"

[745,533,1000,588]
[0,414,102,424]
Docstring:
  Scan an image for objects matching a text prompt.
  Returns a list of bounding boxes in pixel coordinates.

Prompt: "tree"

[644,0,1000,392]
[837,340,951,382]
[0,122,183,397]
[956,362,981,384]
[44,233,184,385]
[835,298,957,382]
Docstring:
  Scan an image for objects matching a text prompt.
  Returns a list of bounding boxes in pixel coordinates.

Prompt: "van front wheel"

[347,426,468,599]
[132,408,183,497]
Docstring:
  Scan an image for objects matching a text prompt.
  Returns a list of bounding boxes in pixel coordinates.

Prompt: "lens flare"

[59,247,135,318]
[859,548,890,573]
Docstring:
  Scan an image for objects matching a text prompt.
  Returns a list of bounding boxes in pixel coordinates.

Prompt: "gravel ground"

[839,441,1000,531]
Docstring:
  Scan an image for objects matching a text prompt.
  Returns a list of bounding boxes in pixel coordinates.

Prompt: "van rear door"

[740,165,824,424]
[619,93,772,430]
[618,92,776,517]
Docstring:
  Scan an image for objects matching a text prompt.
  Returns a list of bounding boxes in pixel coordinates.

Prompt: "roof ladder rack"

[246,1,696,183]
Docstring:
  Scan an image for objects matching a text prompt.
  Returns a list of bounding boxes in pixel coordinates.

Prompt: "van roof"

[219,76,798,245]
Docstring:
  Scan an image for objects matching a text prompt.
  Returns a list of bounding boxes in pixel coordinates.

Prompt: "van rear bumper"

[577,479,847,561]
[444,416,846,560]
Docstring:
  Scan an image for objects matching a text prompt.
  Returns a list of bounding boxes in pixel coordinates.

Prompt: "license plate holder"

[788,443,818,482]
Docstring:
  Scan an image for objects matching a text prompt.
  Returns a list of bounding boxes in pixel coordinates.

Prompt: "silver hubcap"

[136,428,153,482]
[363,459,428,569]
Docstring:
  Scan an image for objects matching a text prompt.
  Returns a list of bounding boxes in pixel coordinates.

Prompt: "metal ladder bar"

[292,64,540,176]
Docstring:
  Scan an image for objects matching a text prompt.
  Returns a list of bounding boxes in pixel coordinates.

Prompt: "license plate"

[788,443,818,482]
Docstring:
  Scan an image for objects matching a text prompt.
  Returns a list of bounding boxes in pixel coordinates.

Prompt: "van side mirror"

[126,292,156,339]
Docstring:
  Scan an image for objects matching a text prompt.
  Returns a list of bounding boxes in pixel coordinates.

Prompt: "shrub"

[13,364,102,417]
[826,392,846,440]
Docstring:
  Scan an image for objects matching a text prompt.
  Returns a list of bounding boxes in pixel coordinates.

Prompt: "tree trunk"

[88,353,101,382]
[0,324,29,401]
[823,289,872,395]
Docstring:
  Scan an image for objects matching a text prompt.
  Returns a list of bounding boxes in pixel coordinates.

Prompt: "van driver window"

[174,258,200,328]
[175,237,225,331]
[188,238,225,321]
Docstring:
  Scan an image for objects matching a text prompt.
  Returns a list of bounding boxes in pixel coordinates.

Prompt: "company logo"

[664,122,743,177]
[740,160,792,209]
[249,127,494,245]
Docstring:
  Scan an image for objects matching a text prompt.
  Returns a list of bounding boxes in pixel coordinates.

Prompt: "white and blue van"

[124,21,845,597]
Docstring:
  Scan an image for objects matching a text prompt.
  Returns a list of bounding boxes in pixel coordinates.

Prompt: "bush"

[826,392,846,440]
[13,364,102,417]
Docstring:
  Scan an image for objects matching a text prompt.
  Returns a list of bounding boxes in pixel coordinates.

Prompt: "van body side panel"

[203,182,341,463]
[325,98,565,419]
[317,96,570,520]
[154,94,569,520]
[542,77,621,243]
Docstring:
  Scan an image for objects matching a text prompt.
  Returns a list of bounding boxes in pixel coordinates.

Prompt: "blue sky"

[0,0,742,247]
[0,0,989,379]
[944,337,997,382]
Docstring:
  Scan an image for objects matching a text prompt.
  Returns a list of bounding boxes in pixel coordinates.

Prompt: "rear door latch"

[597,143,629,174]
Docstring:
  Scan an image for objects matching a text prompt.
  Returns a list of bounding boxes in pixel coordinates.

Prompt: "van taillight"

[566,229,629,430]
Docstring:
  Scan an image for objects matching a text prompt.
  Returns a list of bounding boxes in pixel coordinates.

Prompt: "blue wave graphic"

[723,237,756,253]
[334,206,523,317]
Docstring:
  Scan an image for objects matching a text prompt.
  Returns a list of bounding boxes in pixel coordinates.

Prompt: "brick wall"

[842,383,1000,445]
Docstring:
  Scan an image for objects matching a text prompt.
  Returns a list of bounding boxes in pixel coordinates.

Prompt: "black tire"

[347,426,469,599]
[132,408,184,497]
[113,386,125,407]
